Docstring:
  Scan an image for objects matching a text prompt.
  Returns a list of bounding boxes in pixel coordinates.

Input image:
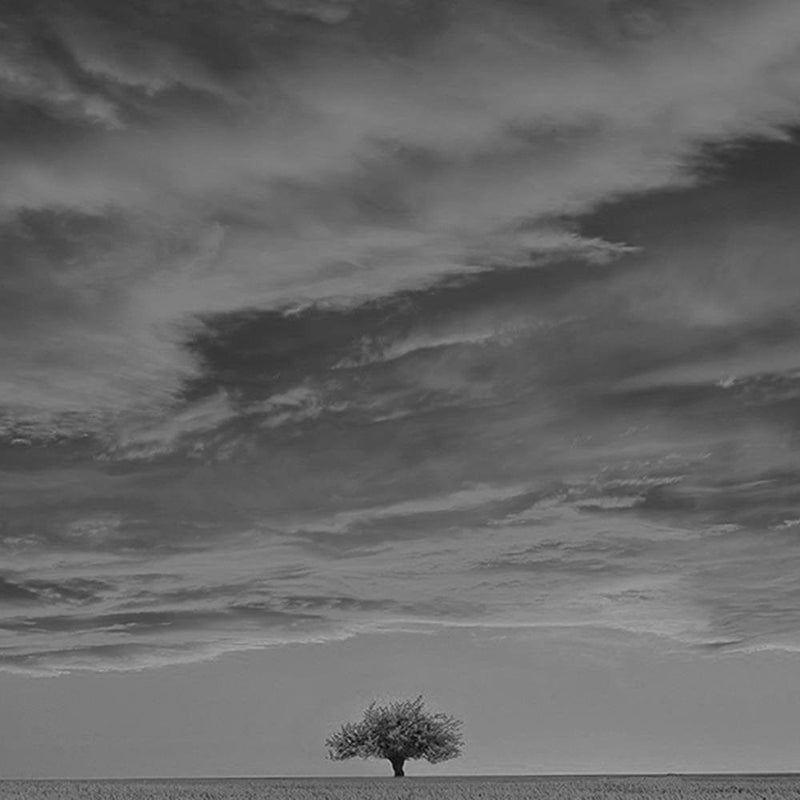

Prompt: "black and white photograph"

[4,1,800,798]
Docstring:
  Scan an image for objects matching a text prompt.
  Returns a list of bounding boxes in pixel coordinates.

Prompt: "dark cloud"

[6,0,800,671]
[0,578,42,605]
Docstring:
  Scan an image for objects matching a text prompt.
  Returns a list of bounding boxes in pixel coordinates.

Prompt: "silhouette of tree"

[325,695,463,777]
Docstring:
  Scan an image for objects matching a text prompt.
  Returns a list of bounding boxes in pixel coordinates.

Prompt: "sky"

[6,0,800,777]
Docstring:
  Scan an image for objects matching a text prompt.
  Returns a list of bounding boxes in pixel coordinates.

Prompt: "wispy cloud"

[3,1,800,426]
[5,460,800,674]
[6,0,800,672]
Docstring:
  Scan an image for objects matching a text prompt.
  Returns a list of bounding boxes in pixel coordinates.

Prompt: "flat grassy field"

[2,775,800,799]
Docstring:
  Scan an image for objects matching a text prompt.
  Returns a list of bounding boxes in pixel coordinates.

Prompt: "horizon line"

[7,772,800,781]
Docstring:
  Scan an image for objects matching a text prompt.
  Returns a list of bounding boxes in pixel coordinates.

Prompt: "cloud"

[52,14,229,98]
[4,1,800,429]
[261,0,357,24]
[289,484,529,535]
[8,0,800,673]
[5,458,800,674]
[0,21,121,128]
[105,391,239,461]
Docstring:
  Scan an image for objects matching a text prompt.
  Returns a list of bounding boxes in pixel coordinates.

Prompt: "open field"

[2,776,800,800]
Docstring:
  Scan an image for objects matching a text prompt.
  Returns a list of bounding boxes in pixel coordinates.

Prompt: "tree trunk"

[390,756,405,777]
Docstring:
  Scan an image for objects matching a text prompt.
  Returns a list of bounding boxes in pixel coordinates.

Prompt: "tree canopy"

[325,695,463,776]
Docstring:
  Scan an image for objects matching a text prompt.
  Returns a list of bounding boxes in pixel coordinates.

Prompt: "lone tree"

[325,695,463,777]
